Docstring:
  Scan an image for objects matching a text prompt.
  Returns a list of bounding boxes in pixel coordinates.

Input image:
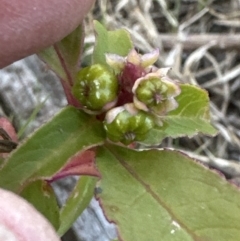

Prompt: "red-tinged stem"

[53,44,82,107]
[53,44,74,86]
[61,79,82,108]
[49,149,100,182]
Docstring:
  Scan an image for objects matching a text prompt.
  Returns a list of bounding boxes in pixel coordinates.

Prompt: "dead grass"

[86,0,240,178]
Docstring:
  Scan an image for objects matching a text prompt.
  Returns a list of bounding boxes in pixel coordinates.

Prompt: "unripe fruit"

[72,64,118,113]
[104,104,155,145]
[132,73,181,115]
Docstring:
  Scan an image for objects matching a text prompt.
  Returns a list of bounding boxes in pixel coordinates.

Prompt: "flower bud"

[105,49,160,106]
[104,104,155,145]
[72,64,118,114]
[105,49,159,73]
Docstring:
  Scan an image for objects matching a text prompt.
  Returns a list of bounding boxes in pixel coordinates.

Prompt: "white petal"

[105,106,125,124]
[161,77,181,97]
[132,76,145,94]
[165,98,179,112]
[105,53,125,72]
[133,96,149,112]
[141,49,159,68]
[155,67,171,77]
[124,103,139,115]
[127,49,141,65]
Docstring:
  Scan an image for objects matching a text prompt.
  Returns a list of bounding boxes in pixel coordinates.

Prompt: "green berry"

[136,77,169,106]
[72,64,118,113]
[104,105,155,145]
[133,74,181,115]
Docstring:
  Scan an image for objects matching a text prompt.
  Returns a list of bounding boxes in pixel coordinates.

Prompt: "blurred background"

[1,0,240,240]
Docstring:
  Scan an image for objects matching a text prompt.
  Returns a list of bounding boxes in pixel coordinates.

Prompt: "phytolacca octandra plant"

[72,49,181,145]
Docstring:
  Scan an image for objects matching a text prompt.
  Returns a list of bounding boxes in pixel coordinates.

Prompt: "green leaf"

[92,20,133,66]
[96,144,240,241]
[21,180,60,230]
[38,24,84,83]
[143,84,217,145]
[0,157,4,165]
[17,96,48,139]
[0,106,105,193]
[58,176,97,236]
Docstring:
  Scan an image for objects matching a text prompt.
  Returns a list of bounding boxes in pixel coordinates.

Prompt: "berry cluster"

[72,49,181,144]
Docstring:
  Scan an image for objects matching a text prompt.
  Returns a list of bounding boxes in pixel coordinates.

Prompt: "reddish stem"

[60,79,82,108]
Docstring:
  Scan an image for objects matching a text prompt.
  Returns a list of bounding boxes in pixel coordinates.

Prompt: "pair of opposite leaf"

[72,49,181,145]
